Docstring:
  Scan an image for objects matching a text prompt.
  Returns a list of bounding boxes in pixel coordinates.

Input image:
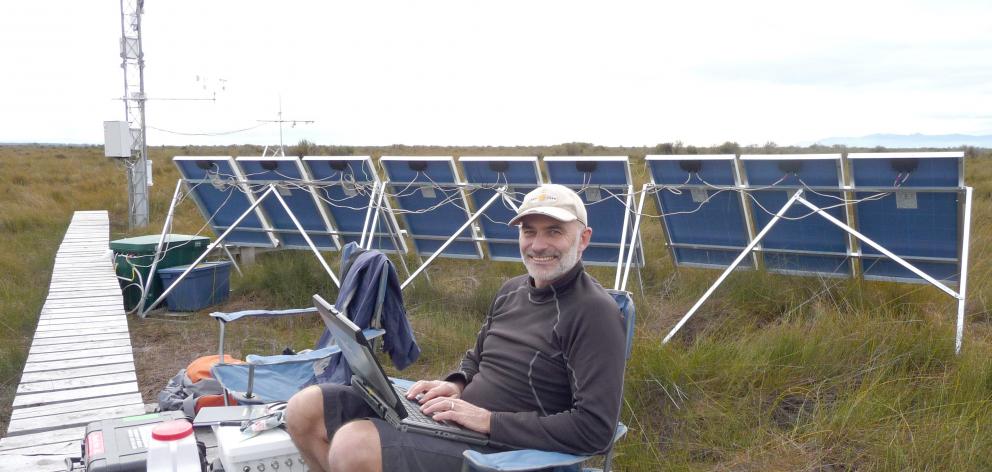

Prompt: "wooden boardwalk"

[0,211,145,471]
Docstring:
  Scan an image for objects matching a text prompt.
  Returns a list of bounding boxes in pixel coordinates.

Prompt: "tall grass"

[1,145,990,471]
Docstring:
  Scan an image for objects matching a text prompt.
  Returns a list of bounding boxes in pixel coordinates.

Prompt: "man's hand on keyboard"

[404,380,463,403]
[421,397,492,434]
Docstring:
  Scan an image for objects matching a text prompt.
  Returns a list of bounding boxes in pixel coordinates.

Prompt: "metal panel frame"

[846,151,964,284]
[379,156,484,260]
[644,154,754,271]
[236,156,342,251]
[458,156,543,262]
[662,151,973,353]
[543,156,644,288]
[173,156,278,248]
[739,153,848,278]
[301,156,408,255]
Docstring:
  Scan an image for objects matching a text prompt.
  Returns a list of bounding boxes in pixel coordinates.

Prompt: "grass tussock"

[2,145,992,470]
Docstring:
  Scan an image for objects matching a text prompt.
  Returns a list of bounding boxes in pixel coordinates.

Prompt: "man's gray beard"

[523,237,581,285]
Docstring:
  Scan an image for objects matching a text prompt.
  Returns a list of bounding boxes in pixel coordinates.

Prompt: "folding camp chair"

[456,289,635,472]
[210,243,401,403]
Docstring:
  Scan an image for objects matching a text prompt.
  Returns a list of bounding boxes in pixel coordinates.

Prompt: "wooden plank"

[47,287,118,292]
[38,314,124,325]
[6,403,146,435]
[0,440,80,457]
[38,316,125,328]
[36,318,127,330]
[36,315,125,325]
[19,363,135,384]
[33,326,128,339]
[13,382,139,407]
[27,345,134,363]
[44,296,123,306]
[30,332,131,346]
[23,353,133,372]
[30,337,131,354]
[38,311,125,321]
[46,285,120,292]
[41,303,124,312]
[39,310,126,320]
[41,304,124,313]
[41,305,125,314]
[48,277,115,283]
[0,426,85,451]
[35,319,128,332]
[0,453,73,472]
[11,392,143,420]
[17,371,137,394]
[45,291,122,302]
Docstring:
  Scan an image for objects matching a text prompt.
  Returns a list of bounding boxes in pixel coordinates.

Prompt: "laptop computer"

[313,294,489,445]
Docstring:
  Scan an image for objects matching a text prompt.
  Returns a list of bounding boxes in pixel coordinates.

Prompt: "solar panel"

[302,156,407,253]
[173,156,277,248]
[236,156,340,251]
[379,156,482,259]
[659,151,974,353]
[459,156,542,261]
[645,155,753,269]
[543,156,643,270]
[740,154,851,277]
[848,151,964,283]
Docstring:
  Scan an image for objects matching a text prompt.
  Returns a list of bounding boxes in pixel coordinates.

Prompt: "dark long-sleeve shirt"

[445,262,626,454]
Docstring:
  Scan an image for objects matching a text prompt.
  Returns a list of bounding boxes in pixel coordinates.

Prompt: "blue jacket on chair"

[316,243,420,384]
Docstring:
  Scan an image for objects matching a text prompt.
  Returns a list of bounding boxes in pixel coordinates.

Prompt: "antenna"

[117,0,149,228]
[257,96,314,157]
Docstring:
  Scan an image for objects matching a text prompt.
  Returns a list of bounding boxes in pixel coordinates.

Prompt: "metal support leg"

[956,187,973,354]
[614,185,634,289]
[620,184,648,292]
[401,187,506,291]
[360,182,383,249]
[663,190,805,344]
[366,185,387,250]
[271,185,341,288]
[795,193,971,353]
[794,196,958,298]
[138,180,183,318]
[145,186,279,311]
[221,244,243,277]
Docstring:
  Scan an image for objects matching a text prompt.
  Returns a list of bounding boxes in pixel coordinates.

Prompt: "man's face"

[518,214,592,288]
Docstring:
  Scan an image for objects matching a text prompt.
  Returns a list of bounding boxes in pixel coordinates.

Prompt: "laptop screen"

[312,294,407,416]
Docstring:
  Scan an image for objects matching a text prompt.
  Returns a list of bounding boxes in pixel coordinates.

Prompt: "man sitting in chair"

[286,184,626,472]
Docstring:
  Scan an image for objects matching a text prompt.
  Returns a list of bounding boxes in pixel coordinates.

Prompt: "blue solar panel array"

[460,156,542,261]
[645,151,966,285]
[174,152,966,289]
[380,156,482,259]
[237,156,339,250]
[302,156,407,253]
[543,156,642,267]
[174,156,277,248]
[646,155,752,269]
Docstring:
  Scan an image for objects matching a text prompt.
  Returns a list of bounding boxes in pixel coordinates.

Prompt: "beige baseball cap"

[509,184,588,226]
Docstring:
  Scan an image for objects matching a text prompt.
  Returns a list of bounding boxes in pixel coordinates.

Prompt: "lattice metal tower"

[119,0,149,228]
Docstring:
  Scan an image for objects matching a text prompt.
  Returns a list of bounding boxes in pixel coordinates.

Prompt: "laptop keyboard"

[393,385,444,426]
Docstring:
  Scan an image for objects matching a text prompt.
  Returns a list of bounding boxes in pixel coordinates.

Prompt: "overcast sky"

[2,0,990,147]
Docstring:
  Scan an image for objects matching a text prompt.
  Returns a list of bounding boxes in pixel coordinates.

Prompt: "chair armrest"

[245,329,385,365]
[461,424,628,472]
[462,449,587,472]
[209,307,319,324]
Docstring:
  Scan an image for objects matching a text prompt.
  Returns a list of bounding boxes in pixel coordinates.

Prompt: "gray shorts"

[320,383,504,472]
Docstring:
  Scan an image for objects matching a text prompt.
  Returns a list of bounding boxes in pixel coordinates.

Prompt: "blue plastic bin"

[157,261,232,311]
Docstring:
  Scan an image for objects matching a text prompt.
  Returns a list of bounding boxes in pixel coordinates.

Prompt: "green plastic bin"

[110,234,211,311]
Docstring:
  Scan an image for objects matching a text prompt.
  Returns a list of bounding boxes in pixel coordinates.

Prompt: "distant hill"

[814,133,992,149]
